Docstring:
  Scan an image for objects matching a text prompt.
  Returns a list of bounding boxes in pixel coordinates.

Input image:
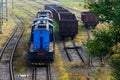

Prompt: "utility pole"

[1,0,8,21]
[0,0,3,26]
[0,0,8,33]
[3,0,8,21]
[0,0,3,33]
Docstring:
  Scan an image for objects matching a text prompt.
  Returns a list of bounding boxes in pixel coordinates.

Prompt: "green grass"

[55,44,69,80]
[53,20,60,41]
[0,16,15,50]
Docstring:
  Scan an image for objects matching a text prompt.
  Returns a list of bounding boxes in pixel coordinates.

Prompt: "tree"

[86,0,120,79]
[86,0,120,58]
[109,54,120,80]
[86,30,114,62]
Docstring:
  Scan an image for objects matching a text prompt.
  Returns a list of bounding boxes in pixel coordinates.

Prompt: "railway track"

[33,0,46,5]
[63,40,86,64]
[14,5,35,19]
[67,6,104,66]
[32,65,51,80]
[22,0,43,11]
[0,16,25,80]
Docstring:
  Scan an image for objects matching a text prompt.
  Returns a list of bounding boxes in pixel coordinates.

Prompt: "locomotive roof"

[37,10,53,18]
[34,17,53,22]
[32,20,53,31]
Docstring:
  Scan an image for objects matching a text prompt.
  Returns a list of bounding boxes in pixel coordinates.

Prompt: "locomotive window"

[38,25,46,28]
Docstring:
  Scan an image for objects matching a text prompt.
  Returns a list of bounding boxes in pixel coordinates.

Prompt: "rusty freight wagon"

[45,4,59,20]
[54,8,70,21]
[81,12,99,28]
[45,4,69,21]
[45,4,78,39]
[58,12,78,39]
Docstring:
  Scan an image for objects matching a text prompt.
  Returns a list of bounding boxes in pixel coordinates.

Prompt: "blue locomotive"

[28,10,55,65]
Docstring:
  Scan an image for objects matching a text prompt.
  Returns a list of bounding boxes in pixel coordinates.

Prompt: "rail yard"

[0,0,117,80]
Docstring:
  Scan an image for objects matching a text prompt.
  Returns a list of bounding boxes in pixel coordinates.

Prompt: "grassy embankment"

[0,17,15,50]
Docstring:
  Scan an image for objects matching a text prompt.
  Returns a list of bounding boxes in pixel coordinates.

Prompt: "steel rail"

[9,16,25,80]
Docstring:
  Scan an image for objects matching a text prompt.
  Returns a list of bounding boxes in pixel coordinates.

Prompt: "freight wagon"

[81,12,99,28]
[45,4,78,39]
[58,12,78,39]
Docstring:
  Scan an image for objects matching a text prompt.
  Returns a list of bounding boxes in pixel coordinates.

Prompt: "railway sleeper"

[64,46,82,49]
[31,62,51,66]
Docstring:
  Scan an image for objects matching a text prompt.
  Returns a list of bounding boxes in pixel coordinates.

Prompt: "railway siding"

[0,16,25,80]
